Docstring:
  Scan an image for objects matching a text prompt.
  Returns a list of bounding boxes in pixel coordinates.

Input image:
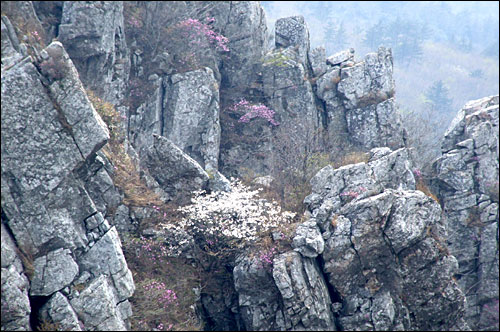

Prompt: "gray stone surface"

[1,224,31,331]
[320,189,466,331]
[346,98,406,150]
[219,1,268,90]
[70,275,127,331]
[79,226,135,302]
[305,147,416,231]
[40,292,82,331]
[292,220,324,257]
[433,95,499,330]
[58,1,129,104]
[304,143,468,330]
[142,135,209,204]
[163,67,221,170]
[275,16,310,65]
[309,46,328,77]
[1,37,134,330]
[234,249,336,331]
[326,48,355,66]
[1,16,24,69]
[272,251,336,330]
[337,47,395,110]
[31,248,79,296]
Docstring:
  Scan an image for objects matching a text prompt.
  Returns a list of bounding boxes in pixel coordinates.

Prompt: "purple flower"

[229,99,279,126]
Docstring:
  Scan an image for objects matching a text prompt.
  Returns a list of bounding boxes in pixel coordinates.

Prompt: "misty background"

[261,1,499,164]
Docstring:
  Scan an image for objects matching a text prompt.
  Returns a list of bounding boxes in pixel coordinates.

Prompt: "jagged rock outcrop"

[130,67,221,171]
[317,46,406,152]
[229,147,469,331]
[1,39,134,330]
[220,15,406,178]
[303,147,469,331]
[162,68,221,170]
[432,95,499,331]
[3,2,490,331]
[219,1,268,91]
[233,250,336,331]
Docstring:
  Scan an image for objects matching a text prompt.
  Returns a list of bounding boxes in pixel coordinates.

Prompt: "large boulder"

[141,135,210,204]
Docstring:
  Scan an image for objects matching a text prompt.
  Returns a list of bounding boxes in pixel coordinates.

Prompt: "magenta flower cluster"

[229,99,279,126]
[258,247,276,270]
[143,280,178,309]
[137,236,169,264]
[413,168,422,178]
[175,18,229,52]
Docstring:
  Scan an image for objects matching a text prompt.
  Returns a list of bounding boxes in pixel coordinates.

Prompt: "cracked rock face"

[30,248,79,296]
[163,67,221,170]
[433,95,499,330]
[1,224,31,331]
[233,250,336,331]
[58,1,129,105]
[1,39,134,330]
[305,147,469,331]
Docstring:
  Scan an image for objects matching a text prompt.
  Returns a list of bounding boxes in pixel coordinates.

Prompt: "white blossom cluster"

[160,180,296,246]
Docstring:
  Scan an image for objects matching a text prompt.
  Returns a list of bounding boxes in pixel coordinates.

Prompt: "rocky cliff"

[1,1,497,331]
[432,95,499,331]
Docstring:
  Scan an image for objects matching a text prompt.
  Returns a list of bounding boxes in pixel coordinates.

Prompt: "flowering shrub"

[257,247,276,271]
[165,17,229,72]
[158,180,294,251]
[124,238,202,331]
[143,280,178,309]
[228,99,279,126]
[133,236,169,264]
[174,18,229,52]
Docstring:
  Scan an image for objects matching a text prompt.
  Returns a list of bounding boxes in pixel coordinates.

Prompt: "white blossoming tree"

[158,179,296,257]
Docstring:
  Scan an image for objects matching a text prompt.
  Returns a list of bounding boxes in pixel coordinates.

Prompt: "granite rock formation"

[432,95,499,331]
[1,36,134,330]
[1,1,496,331]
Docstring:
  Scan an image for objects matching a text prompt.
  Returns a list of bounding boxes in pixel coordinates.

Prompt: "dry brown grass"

[37,319,61,331]
[416,179,439,204]
[334,151,370,168]
[103,144,163,208]
[87,90,164,209]
[16,247,35,281]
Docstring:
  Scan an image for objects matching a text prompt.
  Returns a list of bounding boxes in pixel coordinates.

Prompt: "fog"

[261,1,499,134]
